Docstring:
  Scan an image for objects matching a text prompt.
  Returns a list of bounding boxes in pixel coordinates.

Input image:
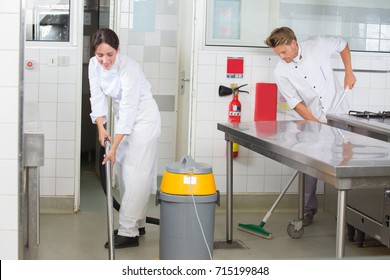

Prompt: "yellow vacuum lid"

[160,155,216,195]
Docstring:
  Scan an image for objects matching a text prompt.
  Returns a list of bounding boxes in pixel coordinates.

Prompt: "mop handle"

[331,88,349,114]
[104,139,115,260]
[262,171,299,223]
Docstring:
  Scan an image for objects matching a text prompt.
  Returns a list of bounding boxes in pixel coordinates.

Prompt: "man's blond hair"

[265,27,297,48]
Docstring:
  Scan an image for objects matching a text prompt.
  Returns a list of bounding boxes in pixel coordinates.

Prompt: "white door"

[176,1,195,159]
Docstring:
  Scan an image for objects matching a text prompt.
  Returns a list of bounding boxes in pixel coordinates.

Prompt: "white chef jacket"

[89,52,153,135]
[274,37,347,123]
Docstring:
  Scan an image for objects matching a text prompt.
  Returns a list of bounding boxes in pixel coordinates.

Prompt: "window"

[25,0,70,42]
[206,0,275,47]
[205,0,390,52]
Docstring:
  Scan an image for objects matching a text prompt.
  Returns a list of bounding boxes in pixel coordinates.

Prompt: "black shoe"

[303,212,314,226]
[113,227,145,236]
[104,235,139,249]
[139,227,146,235]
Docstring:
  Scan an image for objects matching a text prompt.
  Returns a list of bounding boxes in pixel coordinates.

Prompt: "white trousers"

[115,97,160,237]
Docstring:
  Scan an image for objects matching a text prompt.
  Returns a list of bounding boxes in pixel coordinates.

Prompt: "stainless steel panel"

[22,132,44,259]
[326,113,390,248]
[347,207,389,247]
[325,184,390,247]
[325,184,386,224]
[24,133,44,167]
[348,188,385,222]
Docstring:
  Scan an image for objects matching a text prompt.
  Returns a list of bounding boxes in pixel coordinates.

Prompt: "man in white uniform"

[265,27,356,225]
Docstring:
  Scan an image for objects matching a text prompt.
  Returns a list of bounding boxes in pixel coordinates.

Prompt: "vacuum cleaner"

[103,139,115,260]
[99,140,160,260]
[98,145,160,226]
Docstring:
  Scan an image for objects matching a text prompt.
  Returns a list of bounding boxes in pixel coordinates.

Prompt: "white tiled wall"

[0,0,20,260]
[117,0,179,174]
[24,47,79,197]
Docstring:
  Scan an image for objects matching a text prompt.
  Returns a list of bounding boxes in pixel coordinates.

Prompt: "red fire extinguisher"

[229,90,241,157]
[219,84,249,158]
[229,90,241,123]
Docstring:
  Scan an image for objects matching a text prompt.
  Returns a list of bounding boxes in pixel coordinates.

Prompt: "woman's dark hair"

[91,28,120,53]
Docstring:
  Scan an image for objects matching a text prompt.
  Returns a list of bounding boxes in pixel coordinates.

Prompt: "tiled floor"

[36,158,390,260]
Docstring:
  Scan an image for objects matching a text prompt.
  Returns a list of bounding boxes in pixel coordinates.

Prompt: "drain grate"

[214,240,248,250]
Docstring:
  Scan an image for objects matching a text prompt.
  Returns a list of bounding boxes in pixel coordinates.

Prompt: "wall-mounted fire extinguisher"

[229,90,241,123]
[219,84,249,158]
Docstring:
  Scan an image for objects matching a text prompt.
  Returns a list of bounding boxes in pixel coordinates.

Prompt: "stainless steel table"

[326,113,390,248]
[217,120,390,258]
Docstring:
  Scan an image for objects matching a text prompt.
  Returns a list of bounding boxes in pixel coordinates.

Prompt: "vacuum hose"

[98,146,160,225]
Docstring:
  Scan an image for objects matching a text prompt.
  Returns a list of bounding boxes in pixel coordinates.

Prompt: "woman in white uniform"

[89,28,161,248]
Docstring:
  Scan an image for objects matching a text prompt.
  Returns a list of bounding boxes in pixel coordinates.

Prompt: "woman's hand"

[98,128,111,147]
[95,117,112,147]
[102,145,116,166]
[102,134,124,166]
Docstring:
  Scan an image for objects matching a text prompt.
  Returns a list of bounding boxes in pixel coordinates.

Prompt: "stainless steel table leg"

[336,189,347,258]
[22,167,39,260]
[226,140,233,243]
[298,172,304,220]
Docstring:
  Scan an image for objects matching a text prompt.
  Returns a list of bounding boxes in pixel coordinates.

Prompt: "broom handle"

[262,171,299,223]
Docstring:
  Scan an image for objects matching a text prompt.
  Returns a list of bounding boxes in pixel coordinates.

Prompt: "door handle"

[180,71,190,94]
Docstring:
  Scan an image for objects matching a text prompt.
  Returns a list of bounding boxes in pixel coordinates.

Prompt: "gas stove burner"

[348,110,390,119]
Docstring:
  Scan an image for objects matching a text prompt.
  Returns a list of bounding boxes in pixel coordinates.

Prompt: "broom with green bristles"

[237,171,299,239]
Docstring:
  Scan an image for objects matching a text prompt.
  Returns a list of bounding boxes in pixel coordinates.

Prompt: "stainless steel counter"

[326,113,390,249]
[327,113,390,142]
[217,120,390,258]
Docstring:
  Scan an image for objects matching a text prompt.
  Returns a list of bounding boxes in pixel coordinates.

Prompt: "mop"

[238,87,350,239]
[237,171,299,239]
[331,88,349,114]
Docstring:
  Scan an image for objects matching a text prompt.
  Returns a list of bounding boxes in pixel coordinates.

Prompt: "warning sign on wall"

[226,56,244,78]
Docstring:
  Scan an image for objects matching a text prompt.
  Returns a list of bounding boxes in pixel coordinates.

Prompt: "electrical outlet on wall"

[48,56,58,66]
[58,56,70,66]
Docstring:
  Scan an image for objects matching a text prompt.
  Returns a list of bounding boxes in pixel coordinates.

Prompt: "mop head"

[237,223,272,239]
